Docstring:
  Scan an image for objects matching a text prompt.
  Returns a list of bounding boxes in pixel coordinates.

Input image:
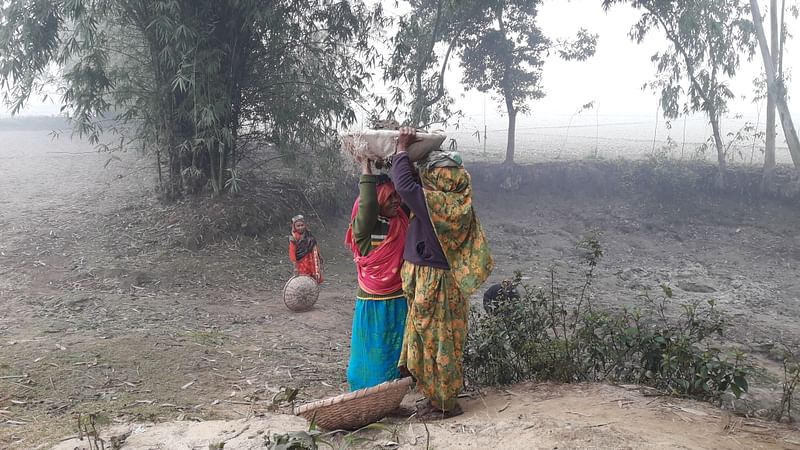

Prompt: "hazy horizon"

[2,0,798,150]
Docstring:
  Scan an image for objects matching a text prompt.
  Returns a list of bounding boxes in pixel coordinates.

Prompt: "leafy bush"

[769,347,800,422]
[464,235,749,402]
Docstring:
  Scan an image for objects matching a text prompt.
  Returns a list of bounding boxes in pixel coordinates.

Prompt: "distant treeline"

[0,115,69,131]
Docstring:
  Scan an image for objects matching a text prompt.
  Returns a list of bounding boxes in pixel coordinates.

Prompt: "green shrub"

[465,236,749,402]
[769,347,800,422]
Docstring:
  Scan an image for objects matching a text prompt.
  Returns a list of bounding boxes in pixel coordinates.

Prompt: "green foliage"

[769,346,800,422]
[460,1,549,114]
[387,0,595,163]
[637,142,706,194]
[383,0,481,127]
[0,0,379,199]
[265,430,325,450]
[76,412,110,450]
[603,0,757,184]
[263,421,391,450]
[725,118,766,163]
[607,0,756,120]
[465,236,750,402]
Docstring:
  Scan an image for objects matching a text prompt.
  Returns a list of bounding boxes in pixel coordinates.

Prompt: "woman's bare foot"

[386,405,416,418]
[414,398,463,421]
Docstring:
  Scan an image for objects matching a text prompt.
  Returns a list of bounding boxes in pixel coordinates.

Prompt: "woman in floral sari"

[289,215,323,283]
[344,157,409,391]
[390,127,493,419]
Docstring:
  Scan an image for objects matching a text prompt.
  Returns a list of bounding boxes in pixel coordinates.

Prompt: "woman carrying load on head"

[344,156,410,391]
[390,127,493,419]
[289,215,324,284]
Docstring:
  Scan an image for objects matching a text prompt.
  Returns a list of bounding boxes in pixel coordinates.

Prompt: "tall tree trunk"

[710,112,727,188]
[165,112,182,199]
[751,0,800,170]
[764,0,778,183]
[410,0,444,128]
[505,95,517,165]
[155,141,163,191]
[218,144,228,195]
[207,142,220,195]
[779,0,786,76]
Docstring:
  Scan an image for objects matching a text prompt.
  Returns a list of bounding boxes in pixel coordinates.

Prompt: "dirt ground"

[2,130,800,449]
[49,383,800,450]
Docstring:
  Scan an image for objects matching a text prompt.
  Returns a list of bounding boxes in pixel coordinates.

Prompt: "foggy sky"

[2,0,797,127]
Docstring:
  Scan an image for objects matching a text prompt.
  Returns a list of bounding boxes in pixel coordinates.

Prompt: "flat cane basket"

[294,377,413,430]
[283,275,320,312]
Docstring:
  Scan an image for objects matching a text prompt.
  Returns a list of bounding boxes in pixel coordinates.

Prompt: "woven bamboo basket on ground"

[294,377,413,430]
[283,275,320,312]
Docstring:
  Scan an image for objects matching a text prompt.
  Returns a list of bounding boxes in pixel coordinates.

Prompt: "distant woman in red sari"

[289,215,323,283]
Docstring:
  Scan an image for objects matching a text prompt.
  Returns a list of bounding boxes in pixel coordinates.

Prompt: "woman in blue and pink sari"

[344,157,409,391]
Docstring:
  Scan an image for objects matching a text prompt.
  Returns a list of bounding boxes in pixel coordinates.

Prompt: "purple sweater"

[390,152,450,269]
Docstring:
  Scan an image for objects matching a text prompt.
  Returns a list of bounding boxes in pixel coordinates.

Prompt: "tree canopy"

[385,0,595,163]
[460,0,595,163]
[0,0,381,197]
[603,0,757,186]
[3,0,796,197]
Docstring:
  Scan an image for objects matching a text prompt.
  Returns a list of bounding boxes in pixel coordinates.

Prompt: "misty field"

[2,129,800,448]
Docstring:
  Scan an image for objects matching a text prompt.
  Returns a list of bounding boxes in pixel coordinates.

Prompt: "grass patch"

[184,329,226,346]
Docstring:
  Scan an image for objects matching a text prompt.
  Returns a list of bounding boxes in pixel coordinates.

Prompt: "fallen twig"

[224,400,259,405]
[587,422,616,428]
[668,410,692,423]
[226,424,251,442]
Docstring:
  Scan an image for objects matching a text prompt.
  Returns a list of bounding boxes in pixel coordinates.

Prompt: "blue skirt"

[347,297,408,391]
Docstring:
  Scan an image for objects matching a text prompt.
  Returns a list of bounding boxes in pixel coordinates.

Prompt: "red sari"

[289,229,323,283]
[343,183,408,295]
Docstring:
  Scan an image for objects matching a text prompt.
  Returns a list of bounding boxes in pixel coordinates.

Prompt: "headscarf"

[291,215,317,261]
[419,156,493,298]
[344,178,409,295]
[375,184,395,207]
[416,150,462,171]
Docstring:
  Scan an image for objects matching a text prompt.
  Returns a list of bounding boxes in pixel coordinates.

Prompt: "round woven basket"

[282,275,320,312]
[294,377,413,430]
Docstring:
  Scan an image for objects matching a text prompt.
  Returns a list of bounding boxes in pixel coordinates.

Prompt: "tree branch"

[651,11,714,113]
[422,29,461,107]
[415,0,444,101]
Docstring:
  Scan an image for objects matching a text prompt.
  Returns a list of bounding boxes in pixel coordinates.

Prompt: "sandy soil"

[2,130,800,449]
[50,383,800,450]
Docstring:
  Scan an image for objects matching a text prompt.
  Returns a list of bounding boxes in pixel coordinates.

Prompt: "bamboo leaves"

[1,0,381,198]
